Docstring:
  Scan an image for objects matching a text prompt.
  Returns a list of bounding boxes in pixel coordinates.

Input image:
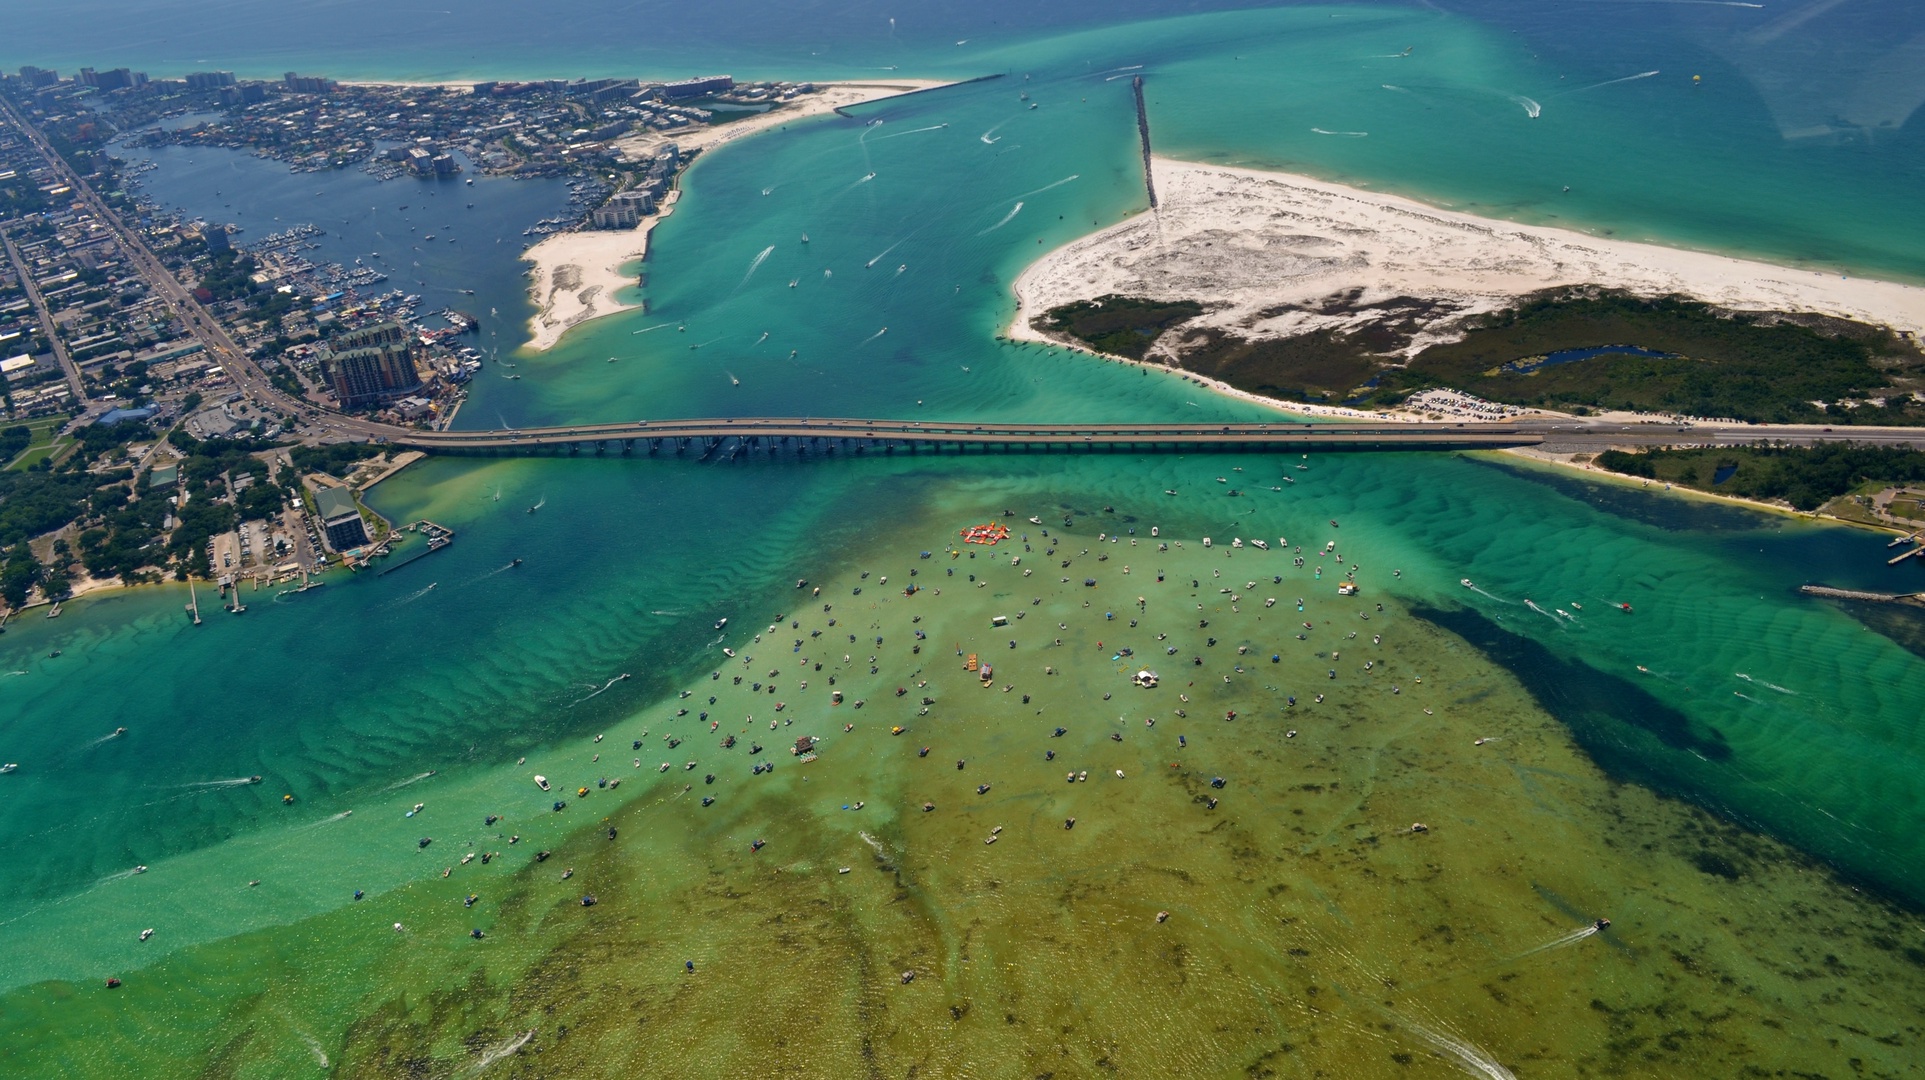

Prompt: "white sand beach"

[522,79,948,351]
[521,220,662,352]
[613,78,947,161]
[1012,157,1925,359]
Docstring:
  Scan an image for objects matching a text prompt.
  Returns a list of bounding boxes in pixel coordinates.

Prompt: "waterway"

[3,3,1924,1076]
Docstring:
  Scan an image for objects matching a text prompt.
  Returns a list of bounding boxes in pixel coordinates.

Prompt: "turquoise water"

[4,3,1925,1073]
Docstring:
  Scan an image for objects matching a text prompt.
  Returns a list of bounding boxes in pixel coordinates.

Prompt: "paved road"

[0,95,396,439]
[394,418,1545,452]
[0,229,85,400]
[1515,420,1925,451]
[10,96,1921,460]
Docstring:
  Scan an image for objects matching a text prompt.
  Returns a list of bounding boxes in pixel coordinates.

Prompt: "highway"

[384,416,1925,455]
[10,94,1923,461]
[0,94,396,438]
[394,418,1544,452]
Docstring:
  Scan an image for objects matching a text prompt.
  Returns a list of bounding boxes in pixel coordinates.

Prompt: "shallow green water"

[4,5,1925,1075]
[8,460,1925,1076]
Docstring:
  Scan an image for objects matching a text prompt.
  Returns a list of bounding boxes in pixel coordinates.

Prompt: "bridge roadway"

[391,417,1925,455]
[395,418,1544,453]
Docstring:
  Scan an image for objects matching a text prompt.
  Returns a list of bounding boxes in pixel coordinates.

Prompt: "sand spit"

[1011,157,1925,358]
[522,80,948,352]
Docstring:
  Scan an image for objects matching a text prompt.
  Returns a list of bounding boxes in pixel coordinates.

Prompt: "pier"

[1889,545,1925,566]
[376,520,456,576]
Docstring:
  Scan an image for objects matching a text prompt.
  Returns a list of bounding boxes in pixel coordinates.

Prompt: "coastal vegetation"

[0,419,372,607]
[1592,443,1925,511]
[1402,292,1924,423]
[1038,290,1925,422]
[1032,295,1201,360]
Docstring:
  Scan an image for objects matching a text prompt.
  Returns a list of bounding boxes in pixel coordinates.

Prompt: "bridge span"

[395,418,1543,456]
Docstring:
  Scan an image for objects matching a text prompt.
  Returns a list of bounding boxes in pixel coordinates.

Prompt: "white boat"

[534,775,550,792]
[1028,516,1042,525]
[139,928,154,941]
[0,763,17,774]
[1250,539,1269,550]
[1461,578,1474,588]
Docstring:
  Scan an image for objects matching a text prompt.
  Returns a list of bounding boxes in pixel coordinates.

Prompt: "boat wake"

[297,1029,329,1068]
[858,831,889,859]
[1522,600,1561,624]
[1509,95,1542,119]
[1010,174,1080,201]
[82,729,128,750]
[978,201,1024,235]
[1310,127,1369,137]
[175,776,260,790]
[392,583,439,607]
[475,1029,536,1070]
[1400,1016,1517,1080]
[860,326,888,345]
[1737,673,1796,695]
[293,810,354,831]
[979,119,1014,144]
[1513,922,1601,959]
[735,244,773,290]
[865,239,904,269]
[1563,70,1660,95]
[871,122,949,141]
[381,771,438,793]
[1464,584,1509,603]
[570,676,627,707]
[470,561,520,583]
[630,322,675,335]
[651,610,686,617]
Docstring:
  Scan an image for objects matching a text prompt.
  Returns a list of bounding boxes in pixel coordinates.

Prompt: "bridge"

[392,418,1545,456]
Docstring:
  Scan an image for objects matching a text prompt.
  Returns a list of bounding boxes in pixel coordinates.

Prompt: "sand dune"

[1012,157,1925,358]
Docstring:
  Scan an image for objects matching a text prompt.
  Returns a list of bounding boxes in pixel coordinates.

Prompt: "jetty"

[1889,545,1925,566]
[1133,76,1157,210]
[1800,585,1925,605]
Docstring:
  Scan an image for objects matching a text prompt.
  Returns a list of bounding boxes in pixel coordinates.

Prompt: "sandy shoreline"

[521,79,948,352]
[1010,156,1925,362]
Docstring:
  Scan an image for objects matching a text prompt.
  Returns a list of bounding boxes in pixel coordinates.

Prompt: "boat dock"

[375,520,455,576]
[1888,545,1925,566]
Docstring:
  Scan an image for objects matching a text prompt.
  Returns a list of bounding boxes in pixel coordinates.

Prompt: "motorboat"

[534,775,550,792]
[1028,516,1042,525]
[0,763,16,774]
[1460,578,1474,588]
